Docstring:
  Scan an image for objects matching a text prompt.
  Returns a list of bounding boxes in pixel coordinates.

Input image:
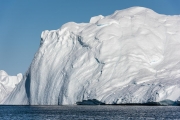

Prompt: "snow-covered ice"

[2,7,180,105]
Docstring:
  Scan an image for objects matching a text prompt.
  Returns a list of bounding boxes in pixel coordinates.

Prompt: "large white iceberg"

[2,7,180,105]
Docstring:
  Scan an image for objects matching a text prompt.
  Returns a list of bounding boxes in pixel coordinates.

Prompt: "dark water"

[0,105,180,120]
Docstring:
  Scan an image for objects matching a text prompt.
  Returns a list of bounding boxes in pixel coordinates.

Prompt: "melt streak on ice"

[2,7,180,105]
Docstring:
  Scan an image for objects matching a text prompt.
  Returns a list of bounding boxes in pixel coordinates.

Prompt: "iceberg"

[2,7,180,105]
[0,70,22,103]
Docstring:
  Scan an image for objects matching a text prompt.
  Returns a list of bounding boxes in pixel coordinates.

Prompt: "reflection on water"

[0,105,180,119]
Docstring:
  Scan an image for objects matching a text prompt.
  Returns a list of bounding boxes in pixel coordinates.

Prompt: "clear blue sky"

[0,0,180,75]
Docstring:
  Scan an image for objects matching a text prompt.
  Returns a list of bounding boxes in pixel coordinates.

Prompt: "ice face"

[2,7,180,105]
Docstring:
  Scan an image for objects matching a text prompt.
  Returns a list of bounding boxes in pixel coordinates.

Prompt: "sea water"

[0,105,180,120]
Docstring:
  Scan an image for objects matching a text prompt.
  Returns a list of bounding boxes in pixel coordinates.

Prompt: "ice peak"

[0,70,8,76]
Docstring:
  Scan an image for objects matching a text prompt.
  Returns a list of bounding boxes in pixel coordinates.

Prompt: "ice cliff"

[2,7,180,105]
[0,70,22,103]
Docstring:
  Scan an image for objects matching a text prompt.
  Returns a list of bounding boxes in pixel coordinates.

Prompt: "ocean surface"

[0,105,180,120]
